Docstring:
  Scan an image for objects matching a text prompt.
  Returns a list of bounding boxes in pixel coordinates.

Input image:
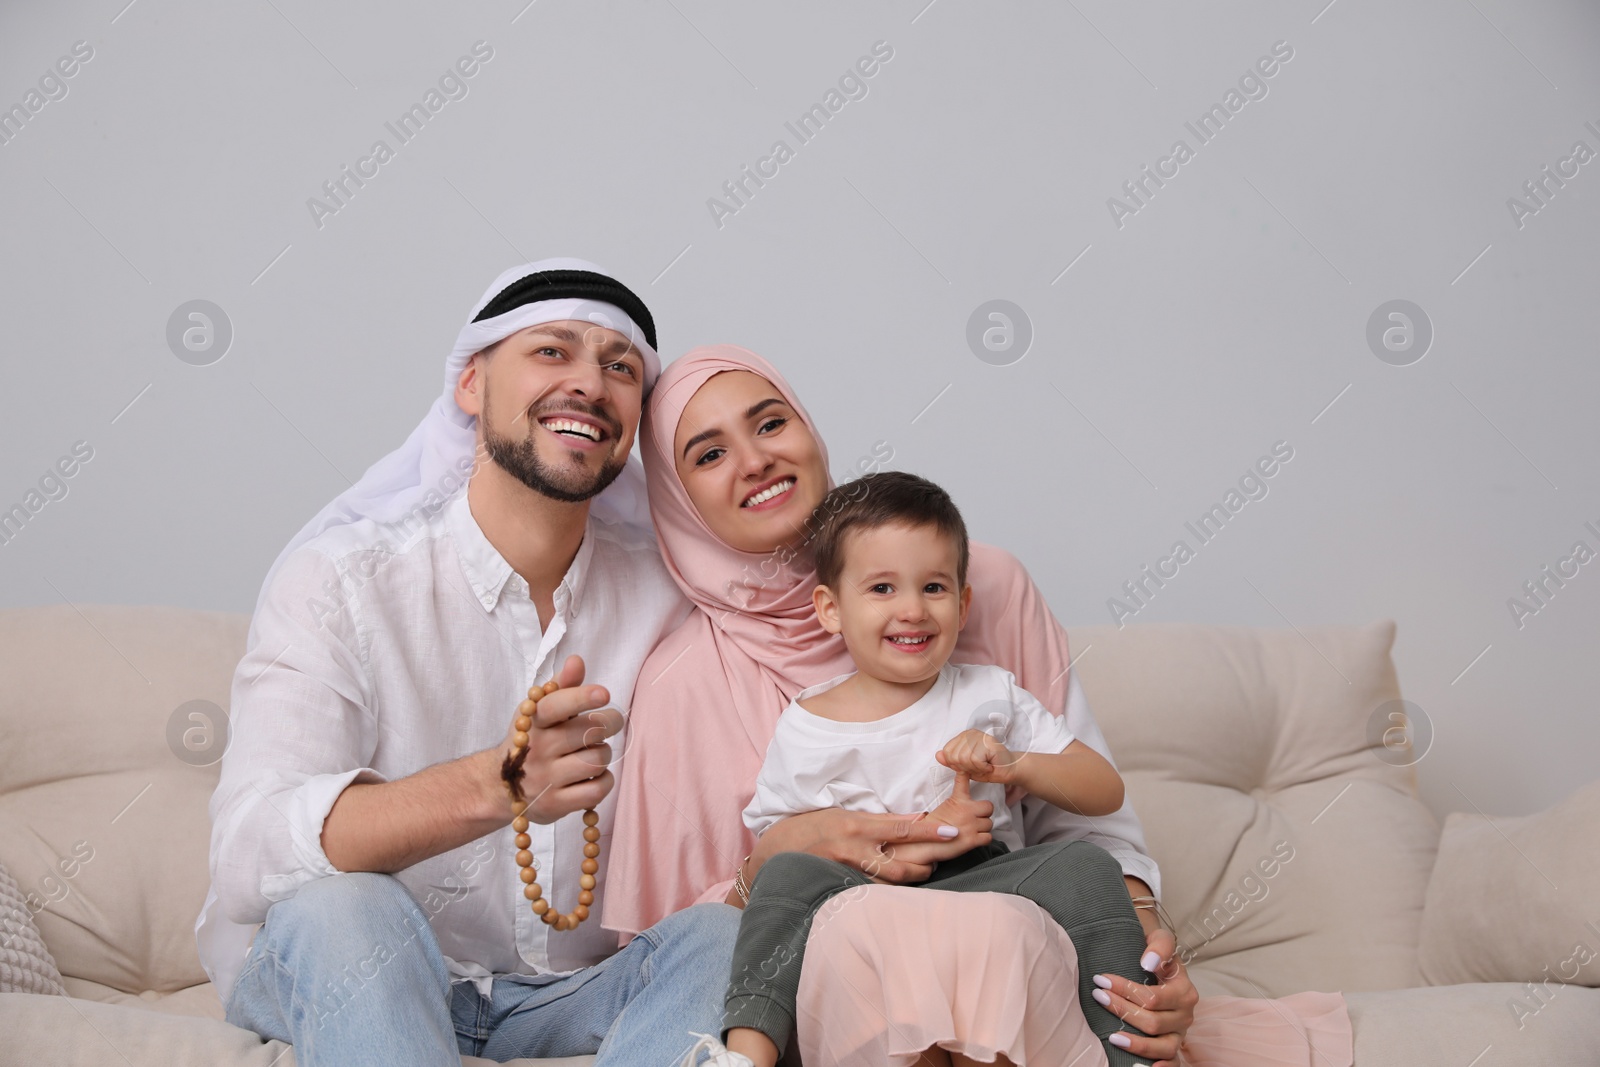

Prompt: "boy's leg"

[476,901,743,1066]
[224,871,464,1067]
[930,840,1155,1067]
[723,852,874,1057]
[924,840,1011,879]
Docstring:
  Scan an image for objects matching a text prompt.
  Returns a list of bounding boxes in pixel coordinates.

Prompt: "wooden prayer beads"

[501,679,599,932]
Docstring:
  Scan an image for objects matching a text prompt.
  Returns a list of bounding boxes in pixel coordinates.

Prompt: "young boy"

[689,471,1155,1067]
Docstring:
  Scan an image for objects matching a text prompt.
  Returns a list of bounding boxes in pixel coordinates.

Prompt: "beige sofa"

[2,605,1597,1065]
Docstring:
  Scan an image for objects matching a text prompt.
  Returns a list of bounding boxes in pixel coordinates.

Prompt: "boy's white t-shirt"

[743,662,1076,852]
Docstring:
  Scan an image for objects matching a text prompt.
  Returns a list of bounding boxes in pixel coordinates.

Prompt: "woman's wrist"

[732,855,753,905]
[736,822,783,892]
[1124,876,1161,937]
[764,809,837,864]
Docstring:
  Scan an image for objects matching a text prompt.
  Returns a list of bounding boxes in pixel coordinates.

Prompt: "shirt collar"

[447,488,596,616]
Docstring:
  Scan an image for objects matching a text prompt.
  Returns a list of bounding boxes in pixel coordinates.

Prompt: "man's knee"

[650,901,740,959]
[254,873,449,1018]
[262,872,430,949]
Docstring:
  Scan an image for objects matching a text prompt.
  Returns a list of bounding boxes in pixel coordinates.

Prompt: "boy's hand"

[923,772,994,852]
[937,728,1021,785]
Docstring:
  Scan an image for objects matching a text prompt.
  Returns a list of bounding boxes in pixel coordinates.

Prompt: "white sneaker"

[678,1032,756,1067]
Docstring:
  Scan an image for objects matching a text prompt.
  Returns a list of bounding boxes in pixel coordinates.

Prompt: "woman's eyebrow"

[681,426,722,459]
[744,397,786,419]
[680,398,788,459]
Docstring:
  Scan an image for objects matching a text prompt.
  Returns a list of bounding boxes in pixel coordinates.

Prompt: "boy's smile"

[815,520,973,694]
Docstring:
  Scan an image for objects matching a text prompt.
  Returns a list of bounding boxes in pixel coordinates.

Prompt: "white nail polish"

[937,825,958,838]
[1092,989,1110,1007]
[1092,974,1112,989]
[1141,950,1162,972]
[1109,1033,1131,1049]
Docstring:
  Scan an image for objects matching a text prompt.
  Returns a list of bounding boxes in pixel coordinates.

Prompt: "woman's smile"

[741,477,796,510]
[673,369,830,553]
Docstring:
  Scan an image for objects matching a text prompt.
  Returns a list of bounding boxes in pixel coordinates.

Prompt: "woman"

[605,345,1351,1067]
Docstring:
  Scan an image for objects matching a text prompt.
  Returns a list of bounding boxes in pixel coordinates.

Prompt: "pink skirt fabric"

[796,887,1352,1067]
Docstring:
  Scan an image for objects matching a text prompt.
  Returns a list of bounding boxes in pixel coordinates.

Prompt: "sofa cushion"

[62,976,226,1020]
[1344,983,1600,1065]
[1066,620,1439,996]
[0,605,1436,1014]
[0,605,249,995]
[1,859,67,995]
[1419,779,1600,986]
[0,991,595,1067]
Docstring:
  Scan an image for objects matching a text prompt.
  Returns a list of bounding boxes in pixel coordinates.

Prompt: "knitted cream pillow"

[1419,779,1600,986]
[0,861,67,996]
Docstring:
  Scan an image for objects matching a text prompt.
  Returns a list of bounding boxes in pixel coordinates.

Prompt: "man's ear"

[455,353,486,417]
[813,584,843,634]
[957,582,973,630]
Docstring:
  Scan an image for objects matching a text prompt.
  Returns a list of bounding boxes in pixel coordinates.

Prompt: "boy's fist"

[937,728,1020,785]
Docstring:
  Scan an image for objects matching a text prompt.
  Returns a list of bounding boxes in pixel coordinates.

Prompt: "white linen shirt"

[744,663,1077,851]
[195,488,691,1006]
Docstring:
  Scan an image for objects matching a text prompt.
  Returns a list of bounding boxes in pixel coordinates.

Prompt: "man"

[196,259,756,1065]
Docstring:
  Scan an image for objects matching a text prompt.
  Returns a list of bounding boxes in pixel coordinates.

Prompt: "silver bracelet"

[1129,894,1175,934]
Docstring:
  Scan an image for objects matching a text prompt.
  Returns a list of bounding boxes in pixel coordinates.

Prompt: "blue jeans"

[225,872,740,1066]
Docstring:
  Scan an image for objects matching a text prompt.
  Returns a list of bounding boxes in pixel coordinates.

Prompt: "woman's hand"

[922,773,994,852]
[872,776,996,873]
[1092,928,1199,1067]
[760,807,967,885]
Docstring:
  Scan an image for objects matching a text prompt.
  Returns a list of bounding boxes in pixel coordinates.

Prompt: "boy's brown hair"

[810,471,970,591]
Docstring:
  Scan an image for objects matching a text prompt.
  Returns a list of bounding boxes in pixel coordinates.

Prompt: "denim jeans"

[225,871,740,1066]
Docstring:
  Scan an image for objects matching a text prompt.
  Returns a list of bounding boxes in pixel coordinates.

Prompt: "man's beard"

[481,384,627,504]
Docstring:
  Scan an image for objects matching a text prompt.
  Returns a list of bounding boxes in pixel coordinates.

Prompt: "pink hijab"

[603,345,1077,935]
[633,343,854,721]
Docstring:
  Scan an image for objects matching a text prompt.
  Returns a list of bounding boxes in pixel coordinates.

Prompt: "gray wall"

[2,1,1595,819]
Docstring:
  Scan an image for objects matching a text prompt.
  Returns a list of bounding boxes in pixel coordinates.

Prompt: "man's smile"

[535,410,615,449]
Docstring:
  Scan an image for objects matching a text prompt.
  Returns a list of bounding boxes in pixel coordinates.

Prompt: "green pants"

[723,839,1155,1067]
